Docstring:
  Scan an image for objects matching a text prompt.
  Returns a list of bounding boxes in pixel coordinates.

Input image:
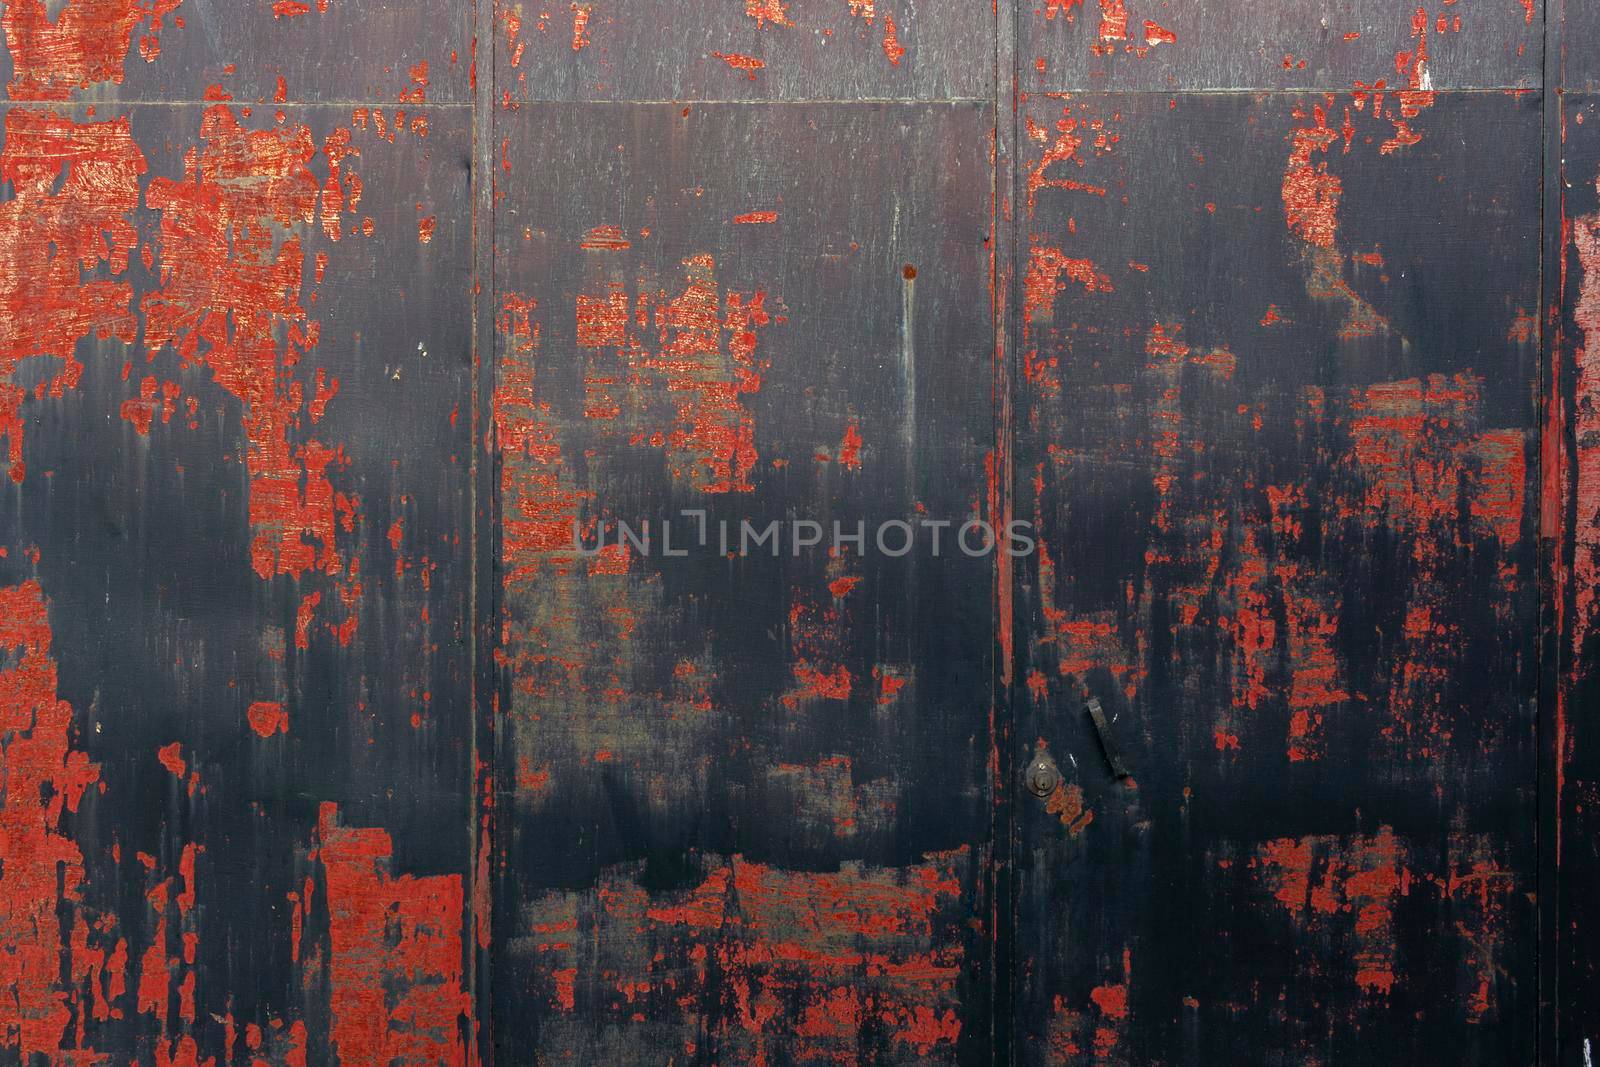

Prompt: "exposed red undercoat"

[1250,829,1516,1010]
[1279,564,1347,761]
[1282,101,1343,249]
[571,253,776,495]
[1381,9,1436,155]
[579,224,631,251]
[1034,542,1145,700]
[2,0,182,101]
[1214,376,1516,757]
[570,3,591,51]
[1254,828,1412,995]
[1042,949,1132,1061]
[1221,526,1275,715]
[142,103,362,637]
[838,420,863,470]
[746,0,792,28]
[711,51,766,79]
[783,586,856,706]
[271,0,330,16]
[1025,102,1114,219]
[496,291,722,795]
[1571,184,1600,659]
[0,109,145,483]
[120,375,184,434]
[1024,245,1113,323]
[518,849,971,1062]
[1143,20,1175,45]
[496,293,592,581]
[247,701,290,737]
[317,803,475,1067]
[0,580,102,1057]
[1352,375,1498,747]
[158,741,187,778]
[135,843,200,1032]
[1096,0,1128,42]
[881,16,905,65]
[1045,780,1094,836]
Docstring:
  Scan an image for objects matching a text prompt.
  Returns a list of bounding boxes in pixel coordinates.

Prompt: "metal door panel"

[1018,0,1542,92]
[488,100,1000,1064]
[1010,89,1541,1064]
[495,0,992,103]
[0,1,472,105]
[0,1,1583,1063]
[1554,88,1600,1067]
[0,94,476,1062]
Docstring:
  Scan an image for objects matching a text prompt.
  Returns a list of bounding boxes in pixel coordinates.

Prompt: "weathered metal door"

[1,0,1594,1063]
[485,23,1002,1062]
[1007,20,1547,1065]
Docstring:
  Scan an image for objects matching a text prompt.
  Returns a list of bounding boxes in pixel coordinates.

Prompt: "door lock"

[1025,747,1062,798]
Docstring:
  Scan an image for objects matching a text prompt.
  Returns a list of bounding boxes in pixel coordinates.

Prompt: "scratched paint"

[0,0,472,1056]
[488,101,997,1061]
[1023,0,1539,91]
[494,0,991,101]
[509,849,975,1062]
[1012,78,1539,1063]
[0,0,1577,1062]
[1557,92,1600,1067]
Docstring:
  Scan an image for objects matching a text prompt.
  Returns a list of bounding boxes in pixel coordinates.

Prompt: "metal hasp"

[1085,695,1132,780]
[1024,747,1062,798]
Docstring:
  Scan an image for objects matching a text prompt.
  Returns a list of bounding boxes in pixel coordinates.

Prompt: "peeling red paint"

[0,109,145,482]
[881,16,905,66]
[2,0,182,101]
[143,103,363,638]
[1143,20,1175,45]
[1024,245,1113,323]
[1282,101,1343,248]
[247,701,289,737]
[746,0,792,28]
[518,849,971,1061]
[0,579,102,1058]
[1571,180,1600,658]
[318,803,475,1066]
[1254,828,1411,994]
[1025,101,1115,218]
[157,741,187,778]
[1248,828,1518,1010]
[838,420,863,470]
[711,51,766,79]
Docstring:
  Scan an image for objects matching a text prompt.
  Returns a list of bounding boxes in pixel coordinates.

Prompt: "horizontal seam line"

[0,100,475,108]
[500,97,992,104]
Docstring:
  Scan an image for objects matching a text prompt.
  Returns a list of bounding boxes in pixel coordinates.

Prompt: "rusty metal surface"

[0,0,1590,1065]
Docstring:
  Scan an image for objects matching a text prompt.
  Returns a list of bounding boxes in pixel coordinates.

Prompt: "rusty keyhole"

[1025,748,1062,798]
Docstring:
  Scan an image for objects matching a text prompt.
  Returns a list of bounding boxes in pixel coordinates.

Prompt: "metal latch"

[1085,695,1132,779]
